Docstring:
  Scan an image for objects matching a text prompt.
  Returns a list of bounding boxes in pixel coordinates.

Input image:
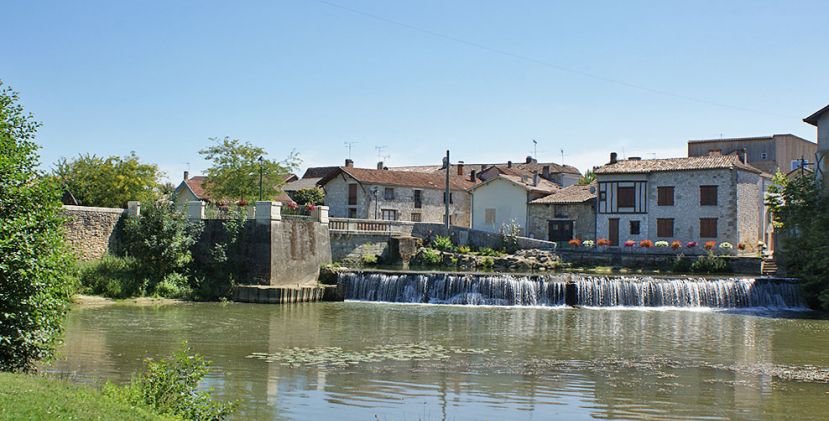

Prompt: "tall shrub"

[189,209,250,300]
[0,82,74,372]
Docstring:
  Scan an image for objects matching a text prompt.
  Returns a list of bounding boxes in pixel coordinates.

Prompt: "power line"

[309,0,796,119]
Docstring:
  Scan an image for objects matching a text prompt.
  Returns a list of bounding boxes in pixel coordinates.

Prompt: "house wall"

[470,178,528,234]
[735,170,764,247]
[323,173,471,226]
[688,138,776,173]
[174,186,199,209]
[527,201,595,241]
[775,134,819,173]
[596,169,742,245]
[817,114,829,192]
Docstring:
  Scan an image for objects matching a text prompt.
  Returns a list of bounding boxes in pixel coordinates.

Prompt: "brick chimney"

[470,169,477,182]
[532,172,539,187]
[377,161,384,170]
[183,171,189,181]
[345,159,354,168]
[457,161,464,176]
[507,160,513,168]
[610,152,618,165]
[526,156,536,164]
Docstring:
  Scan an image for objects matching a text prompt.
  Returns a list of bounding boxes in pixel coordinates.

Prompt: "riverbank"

[72,294,188,307]
[0,373,168,420]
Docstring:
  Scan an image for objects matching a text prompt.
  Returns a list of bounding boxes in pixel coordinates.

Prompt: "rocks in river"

[409,247,560,272]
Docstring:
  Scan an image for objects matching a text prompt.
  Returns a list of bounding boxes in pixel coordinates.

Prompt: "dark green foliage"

[689,252,729,274]
[767,172,829,310]
[189,210,250,300]
[499,220,521,254]
[0,81,74,372]
[77,255,144,298]
[671,254,692,273]
[432,235,455,252]
[477,247,505,257]
[289,187,325,205]
[121,200,201,292]
[578,169,596,186]
[103,344,235,420]
[420,248,442,266]
[53,152,163,208]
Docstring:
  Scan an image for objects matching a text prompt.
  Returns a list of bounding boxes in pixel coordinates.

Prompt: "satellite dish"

[589,186,596,193]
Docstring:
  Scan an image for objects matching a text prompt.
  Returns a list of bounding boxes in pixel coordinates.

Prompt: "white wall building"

[469,174,559,234]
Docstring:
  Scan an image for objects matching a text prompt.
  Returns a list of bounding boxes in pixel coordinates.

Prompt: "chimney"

[457,161,464,176]
[533,172,539,187]
[183,171,189,181]
[740,148,748,163]
[507,160,513,168]
[610,152,618,164]
[345,159,354,168]
[376,161,384,170]
[526,156,535,164]
[470,169,477,182]
[542,165,550,179]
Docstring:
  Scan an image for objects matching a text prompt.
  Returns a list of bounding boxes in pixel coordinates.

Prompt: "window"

[629,220,640,235]
[617,186,635,208]
[700,185,718,206]
[348,184,358,206]
[760,152,768,160]
[657,186,674,206]
[657,218,674,237]
[413,190,422,208]
[384,187,394,200]
[791,159,808,171]
[443,192,453,204]
[411,213,421,222]
[348,208,357,218]
[700,218,718,238]
[485,208,496,225]
[381,209,397,221]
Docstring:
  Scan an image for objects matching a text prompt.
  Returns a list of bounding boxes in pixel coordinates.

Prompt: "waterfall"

[339,272,806,309]
[340,272,567,306]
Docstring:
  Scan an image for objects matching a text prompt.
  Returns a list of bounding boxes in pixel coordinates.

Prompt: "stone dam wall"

[62,205,126,261]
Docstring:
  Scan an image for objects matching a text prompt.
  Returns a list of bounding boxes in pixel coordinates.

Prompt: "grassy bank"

[0,373,168,421]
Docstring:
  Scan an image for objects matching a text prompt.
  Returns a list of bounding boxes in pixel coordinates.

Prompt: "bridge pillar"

[312,206,329,224]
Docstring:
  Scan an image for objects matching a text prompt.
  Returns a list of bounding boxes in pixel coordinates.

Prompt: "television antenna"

[375,145,388,161]
[344,141,358,159]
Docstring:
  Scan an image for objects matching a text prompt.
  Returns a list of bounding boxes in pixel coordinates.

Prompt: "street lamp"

[370,186,379,219]
[258,155,264,201]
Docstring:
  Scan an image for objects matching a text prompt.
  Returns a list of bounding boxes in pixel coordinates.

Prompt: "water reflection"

[51,302,829,420]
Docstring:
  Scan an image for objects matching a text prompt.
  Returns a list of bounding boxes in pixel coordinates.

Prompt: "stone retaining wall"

[62,205,126,261]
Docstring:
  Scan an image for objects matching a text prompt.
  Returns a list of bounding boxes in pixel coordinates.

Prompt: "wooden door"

[548,220,574,242]
[608,218,619,246]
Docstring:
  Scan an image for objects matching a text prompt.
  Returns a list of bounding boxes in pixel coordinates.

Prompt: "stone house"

[527,183,596,242]
[391,156,581,187]
[469,173,559,234]
[318,164,475,226]
[687,134,816,175]
[804,104,829,193]
[172,171,294,208]
[593,153,772,248]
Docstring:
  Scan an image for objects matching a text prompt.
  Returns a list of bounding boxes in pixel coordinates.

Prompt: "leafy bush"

[289,187,325,206]
[457,245,472,254]
[639,240,653,248]
[152,273,192,299]
[671,254,692,273]
[0,82,75,372]
[103,344,235,420]
[432,235,455,252]
[477,247,504,257]
[690,252,729,274]
[189,210,248,300]
[360,254,378,265]
[499,220,521,254]
[121,200,201,292]
[420,248,442,266]
[479,256,495,268]
[78,255,144,298]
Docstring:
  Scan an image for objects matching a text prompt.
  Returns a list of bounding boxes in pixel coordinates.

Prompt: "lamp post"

[258,155,264,201]
[370,186,379,219]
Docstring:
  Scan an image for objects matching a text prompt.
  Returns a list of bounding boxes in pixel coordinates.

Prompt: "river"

[51,300,829,420]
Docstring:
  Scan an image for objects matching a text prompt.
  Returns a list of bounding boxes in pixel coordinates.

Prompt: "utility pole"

[444,150,450,234]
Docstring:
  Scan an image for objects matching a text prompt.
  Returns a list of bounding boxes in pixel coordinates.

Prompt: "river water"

[51,300,829,420]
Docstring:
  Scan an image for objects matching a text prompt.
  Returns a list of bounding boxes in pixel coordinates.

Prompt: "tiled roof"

[302,166,339,179]
[320,167,476,191]
[283,177,322,191]
[390,160,581,177]
[184,176,209,200]
[595,155,762,175]
[499,175,560,193]
[531,183,596,204]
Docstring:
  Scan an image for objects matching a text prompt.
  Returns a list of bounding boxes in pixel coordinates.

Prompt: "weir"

[338,271,806,309]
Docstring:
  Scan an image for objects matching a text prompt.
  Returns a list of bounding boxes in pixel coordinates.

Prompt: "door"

[548,220,574,242]
[608,218,619,246]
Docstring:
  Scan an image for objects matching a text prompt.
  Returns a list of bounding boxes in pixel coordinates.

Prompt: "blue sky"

[3,0,827,181]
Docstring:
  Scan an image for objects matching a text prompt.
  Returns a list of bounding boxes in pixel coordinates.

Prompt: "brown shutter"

[617,187,635,208]
[348,184,358,206]
[700,186,718,206]
[657,218,674,237]
[657,186,674,206]
[700,218,718,238]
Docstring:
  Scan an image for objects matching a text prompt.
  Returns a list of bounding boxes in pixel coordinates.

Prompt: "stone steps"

[233,284,343,304]
[761,258,778,276]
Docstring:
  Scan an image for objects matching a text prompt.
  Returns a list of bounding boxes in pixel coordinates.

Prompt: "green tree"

[199,137,299,203]
[289,187,325,205]
[0,81,74,372]
[54,152,162,208]
[577,169,596,186]
[766,171,829,309]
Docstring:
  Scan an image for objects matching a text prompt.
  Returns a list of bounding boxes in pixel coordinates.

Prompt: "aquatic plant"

[360,254,378,265]
[420,248,442,266]
[457,245,472,254]
[246,343,489,369]
[432,235,455,252]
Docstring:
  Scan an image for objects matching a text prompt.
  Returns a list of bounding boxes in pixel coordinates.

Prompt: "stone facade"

[595,168,768,247]
[62,205,126,261]
[330,232,392,264]
[323,173,472,227]
[527,201,596,241]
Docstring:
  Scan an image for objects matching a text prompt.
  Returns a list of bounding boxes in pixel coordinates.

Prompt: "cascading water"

[340,272,566,306]
[339,272,806,309]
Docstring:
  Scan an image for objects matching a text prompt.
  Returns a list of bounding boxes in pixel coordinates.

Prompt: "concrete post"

[187,201,205,220]
[127,201,141,218]
[312,206,329,224]
[256,201,282,223]
[246,205,256,220]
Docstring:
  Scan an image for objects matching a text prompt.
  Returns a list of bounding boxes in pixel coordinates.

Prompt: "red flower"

[639,240,653,248]
[287,201,299,210]
[737,242,746,250]
[568,239,582,247]
[305,203,317,212]
[704,241,716,250]
[597,238,611,247]
[624,240,635,247]
[686,241,697,248]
